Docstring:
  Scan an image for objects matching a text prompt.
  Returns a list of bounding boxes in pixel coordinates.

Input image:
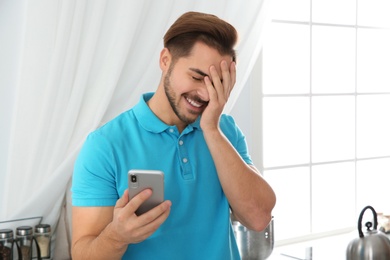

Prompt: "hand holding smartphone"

[128,169,164,215]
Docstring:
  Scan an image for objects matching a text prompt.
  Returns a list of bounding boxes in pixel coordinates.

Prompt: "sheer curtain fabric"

[0,0,270,257]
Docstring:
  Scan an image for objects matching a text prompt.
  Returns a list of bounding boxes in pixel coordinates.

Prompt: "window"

[259,0,390,243]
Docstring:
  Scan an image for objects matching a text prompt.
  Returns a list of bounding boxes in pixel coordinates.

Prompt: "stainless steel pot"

[347,206,390,260]
[232,217,274,260]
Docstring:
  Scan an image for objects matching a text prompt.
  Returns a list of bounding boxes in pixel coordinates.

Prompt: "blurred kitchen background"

[231,0,390,246]
[1,0,389,259]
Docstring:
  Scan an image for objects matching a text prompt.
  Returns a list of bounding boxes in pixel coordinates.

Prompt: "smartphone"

[128,169,164,215]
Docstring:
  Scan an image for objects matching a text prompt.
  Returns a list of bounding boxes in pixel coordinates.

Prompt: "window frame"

[248,1,390,245]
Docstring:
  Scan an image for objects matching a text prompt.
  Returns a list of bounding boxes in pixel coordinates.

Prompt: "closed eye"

[189,68,209,80]
[192,76,203,81]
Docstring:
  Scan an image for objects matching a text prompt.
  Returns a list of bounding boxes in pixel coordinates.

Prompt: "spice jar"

[16,226,33,260]
[0,229,14,260]
[35,224,51,259]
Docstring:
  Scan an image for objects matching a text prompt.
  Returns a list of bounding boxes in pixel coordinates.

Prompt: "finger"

[209,65,224,101]
[220,60,231,99]
[115,189,130,209]
[136,202,172,236]
[204,76,217,102]
[138,200,172,225]
[126,189,153,214]
[230,61,236,89]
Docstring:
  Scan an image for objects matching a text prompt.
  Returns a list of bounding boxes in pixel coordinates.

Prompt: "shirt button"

[169,128,174,133]
[182,158,188,163]
[179,140,184,145]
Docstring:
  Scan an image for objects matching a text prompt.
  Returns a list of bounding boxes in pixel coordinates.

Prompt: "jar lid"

[0,229,13,239]
[16,226,33,236]
[35,224,51,233]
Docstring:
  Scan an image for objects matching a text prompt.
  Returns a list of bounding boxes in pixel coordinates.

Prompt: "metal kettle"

[346,205,390,260]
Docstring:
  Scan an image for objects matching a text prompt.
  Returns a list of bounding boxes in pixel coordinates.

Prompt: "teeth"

[186,97,202,108]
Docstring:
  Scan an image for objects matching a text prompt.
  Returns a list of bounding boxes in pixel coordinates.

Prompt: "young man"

[71,11,276,259]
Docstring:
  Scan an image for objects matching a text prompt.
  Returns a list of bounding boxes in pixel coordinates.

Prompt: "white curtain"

[0,0,270,257]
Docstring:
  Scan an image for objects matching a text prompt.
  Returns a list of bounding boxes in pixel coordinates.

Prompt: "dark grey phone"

[128,169,164,215]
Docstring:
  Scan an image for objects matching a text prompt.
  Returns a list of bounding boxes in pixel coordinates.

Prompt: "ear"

[159,48,171,71]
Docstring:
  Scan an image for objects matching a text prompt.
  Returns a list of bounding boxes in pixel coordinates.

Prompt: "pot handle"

[357,205,378,238]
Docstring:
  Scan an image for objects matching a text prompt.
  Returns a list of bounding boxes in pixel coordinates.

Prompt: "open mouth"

[185,96,208,110]
[186,97,203,108]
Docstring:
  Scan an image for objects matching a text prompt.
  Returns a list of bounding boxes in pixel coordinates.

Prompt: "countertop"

[240,230,390,259]
[266,232,357,260]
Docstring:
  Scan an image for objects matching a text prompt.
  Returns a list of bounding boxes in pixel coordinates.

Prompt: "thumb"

[115,189,130,209]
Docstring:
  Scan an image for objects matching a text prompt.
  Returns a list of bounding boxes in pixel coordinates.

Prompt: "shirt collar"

[133,92,201,133]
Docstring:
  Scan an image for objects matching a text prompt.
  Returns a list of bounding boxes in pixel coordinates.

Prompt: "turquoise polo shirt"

[72,92,252,259]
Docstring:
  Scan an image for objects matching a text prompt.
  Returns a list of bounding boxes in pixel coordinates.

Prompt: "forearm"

[203,128,276,231]
[72,223,127,260]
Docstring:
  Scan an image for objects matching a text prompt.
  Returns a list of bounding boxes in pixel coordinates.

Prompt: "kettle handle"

[358,205,378,238]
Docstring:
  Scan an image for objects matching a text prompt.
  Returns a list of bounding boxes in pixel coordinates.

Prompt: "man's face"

[163,42,232,125]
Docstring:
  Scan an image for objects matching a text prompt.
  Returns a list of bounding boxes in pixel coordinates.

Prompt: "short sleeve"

[220,115,253,165]
[71,132,119,207]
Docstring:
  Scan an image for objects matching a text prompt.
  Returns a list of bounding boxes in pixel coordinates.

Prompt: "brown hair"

[163,11,238,62]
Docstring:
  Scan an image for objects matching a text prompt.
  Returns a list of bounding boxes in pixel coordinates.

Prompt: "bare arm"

[71,189,171,260]
[203,129,276,231]
[201,60,276,231]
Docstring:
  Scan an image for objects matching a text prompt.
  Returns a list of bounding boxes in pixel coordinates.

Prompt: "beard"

[164,64,199,125]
